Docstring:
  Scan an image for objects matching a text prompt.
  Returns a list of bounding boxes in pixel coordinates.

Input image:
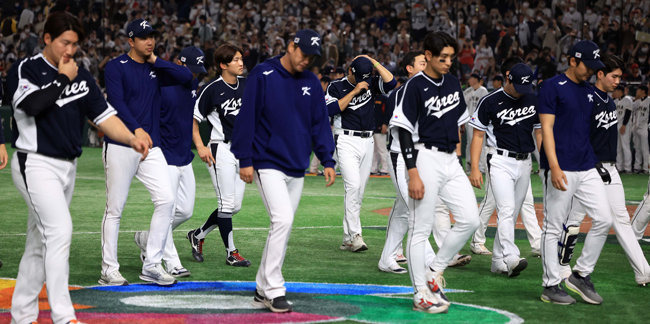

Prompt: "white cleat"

[470,243,492,255]
[98,270,129,286]
[412,289,449,314]
[140,265,177,286]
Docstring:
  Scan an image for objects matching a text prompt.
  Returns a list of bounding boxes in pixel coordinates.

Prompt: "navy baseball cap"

[179,46,207,74]
[293,29,322,56]
[127,18,158,39]
[508,63,534,94]
[569,40,605,71]
[350,57,373,84]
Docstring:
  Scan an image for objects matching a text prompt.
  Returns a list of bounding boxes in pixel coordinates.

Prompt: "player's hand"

[381,124,388,134]
[469,169,483,189]
[58,56,78,81]
[128,136,149,161]
[550,166,568,191]
[323,167,335,187]
[407,168,425,200]
[134,128,153,148]
[0,144,8,170]
[146,53,157,64]
[197,145,215,167]
[240,166,254,184]
[353,81,369,95]
[619,125,626,135]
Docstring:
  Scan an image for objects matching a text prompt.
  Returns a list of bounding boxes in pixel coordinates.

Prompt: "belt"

[496,148,529,160]
[601,161,615,166]
[423,143,456,153]
[343,130,373,138]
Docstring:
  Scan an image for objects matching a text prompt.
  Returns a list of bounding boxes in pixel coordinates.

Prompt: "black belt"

[496,148,529,160]
[423,144,456,153]
[343,130,373,138]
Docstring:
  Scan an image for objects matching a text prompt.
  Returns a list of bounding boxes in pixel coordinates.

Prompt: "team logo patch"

[302,87,311,96]
[425,91,461,118]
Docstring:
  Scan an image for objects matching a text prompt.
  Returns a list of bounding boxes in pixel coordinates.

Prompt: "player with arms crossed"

[564,54,650,286]
[326,55,395,252]
[468,63,541,277]
[187,43,251,267]
[390,31,479,314]
[231,29,336,313]
[538,40,612,305]
[133,46,208,278]
[9,11,148,324]
[100,18,193,286]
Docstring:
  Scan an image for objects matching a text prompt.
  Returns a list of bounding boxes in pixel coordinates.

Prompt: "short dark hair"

[598,54,624,75]
[423,31,457,57]
[43,11,85,42]
[400,51,424,75]
[500,56,524,76]
[214,43,242,74]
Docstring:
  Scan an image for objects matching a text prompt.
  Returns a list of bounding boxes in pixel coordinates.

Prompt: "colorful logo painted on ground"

[0,279,522,323]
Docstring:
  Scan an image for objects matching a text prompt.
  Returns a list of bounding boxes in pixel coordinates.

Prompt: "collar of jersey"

[421,72,444,87]
[218,76,240,90]
[499,87,518,101]
[37,53,58,71]
[593,88,609,103]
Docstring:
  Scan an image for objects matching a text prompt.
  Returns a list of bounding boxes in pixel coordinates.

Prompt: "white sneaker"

[448,254,472,267]
[378,262,408,274]
[425,268,450,306]
[395,253,407,264]
[470,243,492,255]
[506,258,528,277]
[168,266,191,278]
[412,289,449,313]
[98,270,129,286]
[350,234,368,252]
[140,265,177,286]
[134,231,148,262]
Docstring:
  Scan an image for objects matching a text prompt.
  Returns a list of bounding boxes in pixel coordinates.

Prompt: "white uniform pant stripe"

[10,152,76,324]
[541,168,612,287]
[631,177,650,239]
[101,144,175,275]
[254,169,304,299]
[163,164,195,269]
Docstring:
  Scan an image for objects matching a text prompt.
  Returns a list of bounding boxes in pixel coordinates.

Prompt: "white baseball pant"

[540,168,612,287]
[568,164,650,283]
[254,168,304,299]
[10,152,77,324]
[407,145,479,291]
[472,172,541,251]
[633,126,649,172]
[616,124,632,172]
[336,134,374,242]
[101,144,175,275]
[631,176,650,240]
[162,163,195,269]
[488,152,532,266]
[371,133,389,173]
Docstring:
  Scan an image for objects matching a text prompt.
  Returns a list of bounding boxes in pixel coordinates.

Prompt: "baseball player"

[614,85,633,173]
[631,85,649,173]
[565,54,650,286]
[390,31,480,314]
[133,46,207,278]
[470,57,542,257]
[538,40,612,305]
[632,177,650,242]
[231,29,336,313]
[186,43,251,267]
[100,18,193,286]
[462,73,488,170]
[468,63,541,277]
[326,55,396,252]
[9,11,148,324]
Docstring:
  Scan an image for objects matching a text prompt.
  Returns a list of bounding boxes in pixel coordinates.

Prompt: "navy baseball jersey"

[538,73,597,171]
[104,53,193,148]
[193,76,246,143]
[325,76,396,131]
[12,53,116,159]
[230,55,335,177]
[159,78,199,166]
[589,88,617,162]
[469,88,540,153]
[390,72,469,152]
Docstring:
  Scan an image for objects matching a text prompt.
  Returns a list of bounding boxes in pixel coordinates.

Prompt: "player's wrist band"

[373,62,380,68]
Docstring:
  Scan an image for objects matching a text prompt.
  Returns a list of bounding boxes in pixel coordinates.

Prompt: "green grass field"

[0,146,649,323]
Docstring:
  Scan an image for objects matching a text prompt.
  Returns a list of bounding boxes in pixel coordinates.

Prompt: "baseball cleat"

[252,290,266,308]
[448,254,472,267]
[412,289,449,314]
[134,231,148,262]
[98,270,129,286]
[425,268,450,306]
[395,254,407,264]
[140,265,177,286]
[168,266,191,278]
[187,229,204,262]
[470,243,492,255]
[226,249,251,267]
[263,295,292,313]
[378,263,408,274]
[540,285,576,305]
[506,258,528,278]
[350,234,368,252]
[565,272,603,304]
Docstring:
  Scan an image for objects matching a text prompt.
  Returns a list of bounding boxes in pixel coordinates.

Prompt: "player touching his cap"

[538,40,613,305]
[231,29,336,313]
[9,11,148,324]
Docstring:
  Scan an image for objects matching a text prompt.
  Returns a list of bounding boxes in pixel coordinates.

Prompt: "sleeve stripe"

[94,104,117,125]
[469,120,487,131]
